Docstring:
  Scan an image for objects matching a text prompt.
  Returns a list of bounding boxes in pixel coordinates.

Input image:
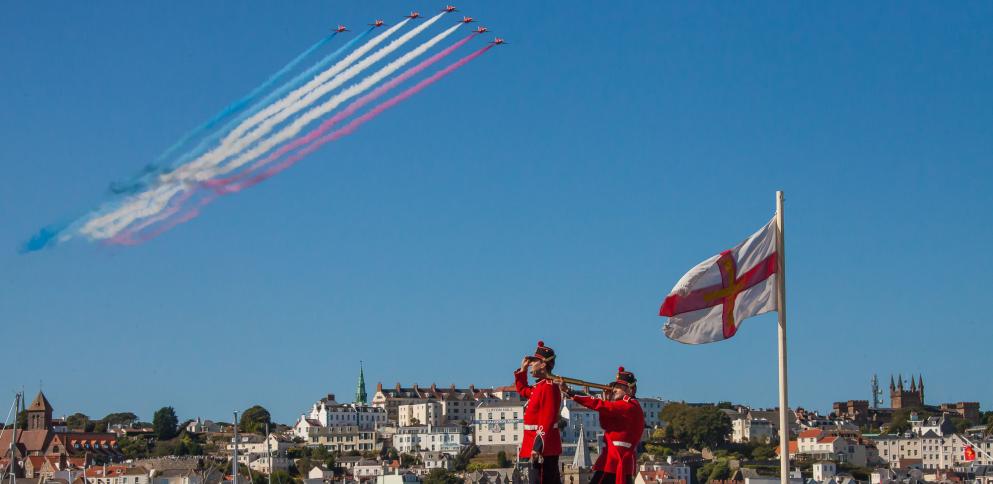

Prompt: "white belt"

[612,441,633,448]
[523,424,545,436]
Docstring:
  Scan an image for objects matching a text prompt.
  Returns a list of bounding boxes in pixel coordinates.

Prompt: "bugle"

[549,373,613,391]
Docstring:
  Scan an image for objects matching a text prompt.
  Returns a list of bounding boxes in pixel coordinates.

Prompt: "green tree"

[102,412,139,428]
[751,445,776,461]
[660,404,731,450]
[697,458,731,483]
[119,436,150,459]
[496,451,511,468]
[423,469,463,484]
[66,413,91,431]
[153,407,179,440]
[239,405,271,434]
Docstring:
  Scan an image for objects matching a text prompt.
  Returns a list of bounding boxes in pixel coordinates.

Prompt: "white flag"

[660,217,779,344]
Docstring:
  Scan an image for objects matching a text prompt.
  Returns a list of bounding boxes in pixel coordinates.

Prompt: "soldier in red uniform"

[560,367,644,484]
[515,340,563,484]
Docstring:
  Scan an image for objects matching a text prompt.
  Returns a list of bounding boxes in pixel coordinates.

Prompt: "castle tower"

[871,374,883,409]
[26,391,53,431]
[354,362,368,404]
[918,375,924,402]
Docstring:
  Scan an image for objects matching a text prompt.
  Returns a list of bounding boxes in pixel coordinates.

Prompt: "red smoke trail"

[207,32,480,193]
[220,44,494,194]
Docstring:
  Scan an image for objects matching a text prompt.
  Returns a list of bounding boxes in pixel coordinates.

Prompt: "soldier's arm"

[514,368,533,398]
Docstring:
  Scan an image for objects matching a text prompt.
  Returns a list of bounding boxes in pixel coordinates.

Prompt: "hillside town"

[2,368,991,484]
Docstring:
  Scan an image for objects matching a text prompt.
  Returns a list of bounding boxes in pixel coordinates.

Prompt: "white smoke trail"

[80,183,187,239]
[195,22,462,181]
[80,14,454,240]
[176,20,411,178]
[221,22,409,149]
[171,13,444,183]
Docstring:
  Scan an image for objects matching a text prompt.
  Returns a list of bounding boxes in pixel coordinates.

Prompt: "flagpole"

[776,190,790,484]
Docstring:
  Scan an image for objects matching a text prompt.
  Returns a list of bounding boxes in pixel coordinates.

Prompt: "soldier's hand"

[520,357,531,373]
[530,451,541,464]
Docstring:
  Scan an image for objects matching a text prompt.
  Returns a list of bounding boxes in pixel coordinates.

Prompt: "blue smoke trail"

[154,32,339,163]
[19,222,69,253]
[110,27,374,196]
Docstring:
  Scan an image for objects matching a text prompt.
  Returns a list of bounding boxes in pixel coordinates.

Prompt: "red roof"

[776,441,799,455]
[818,436,839,444]
[799,429,823,439]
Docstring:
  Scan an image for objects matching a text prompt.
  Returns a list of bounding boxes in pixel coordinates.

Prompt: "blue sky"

[1,1,991,425]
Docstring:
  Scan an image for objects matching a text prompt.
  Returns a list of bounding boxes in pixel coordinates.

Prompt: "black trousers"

[589,471,633,484]
[525,456,560,484]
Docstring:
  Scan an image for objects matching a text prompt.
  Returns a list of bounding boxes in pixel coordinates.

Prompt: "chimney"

[431,383,437,392]
[377,383,383,392]
[395,383,401,392]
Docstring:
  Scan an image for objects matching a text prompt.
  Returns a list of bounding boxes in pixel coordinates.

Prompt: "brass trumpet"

[549,373,613,391]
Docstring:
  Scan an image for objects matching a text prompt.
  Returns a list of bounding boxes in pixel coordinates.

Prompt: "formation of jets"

[333,7,506,45]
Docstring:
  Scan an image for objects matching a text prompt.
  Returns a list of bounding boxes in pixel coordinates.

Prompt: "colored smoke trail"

[160,20,412,186]
[171,14,446,184]
[153,32,339,165]
[111,27,382,196]
[76,22,413,241]
[194,19,461,183]
[110,45,493,245]
[210,32,480,192]
[84,15,452,241]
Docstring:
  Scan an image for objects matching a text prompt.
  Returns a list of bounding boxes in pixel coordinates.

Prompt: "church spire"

[354,362,368,404]
[572,424,591,469]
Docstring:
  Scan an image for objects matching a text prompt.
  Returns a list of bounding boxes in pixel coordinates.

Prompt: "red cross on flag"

[964,445,977,462]
[660,217,780,344]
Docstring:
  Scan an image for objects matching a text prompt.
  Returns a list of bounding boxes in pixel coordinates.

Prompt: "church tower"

[354,362,368,404]
[26,391,53,431]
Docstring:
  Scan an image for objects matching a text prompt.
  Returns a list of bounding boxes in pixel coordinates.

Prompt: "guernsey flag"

[660,217,780,344]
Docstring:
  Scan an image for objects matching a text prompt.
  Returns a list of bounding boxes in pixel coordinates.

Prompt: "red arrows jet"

[369,19,385,27]
[334,25,349,33]
[441,5,458,13]
[489,37,507,45]
[461,16,475,23]
[473,26,488,34]
[405,11,421,19]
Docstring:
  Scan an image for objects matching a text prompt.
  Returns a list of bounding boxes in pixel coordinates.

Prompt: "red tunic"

[514,369,562,458]
[573,395,644,484]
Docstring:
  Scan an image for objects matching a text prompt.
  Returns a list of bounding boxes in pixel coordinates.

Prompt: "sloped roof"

[27,392,53,412]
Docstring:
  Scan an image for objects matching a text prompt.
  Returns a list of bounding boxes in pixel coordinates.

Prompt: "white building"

[393,425,471,455]
[249,455,290,474]
[300,394,387,432]
[873,432,993,470]
[399,402,444,427]
[186,417,220,434]
[354,460,387,478]
[640,458,691,484]
[640,398,665,428]
[732,418,775,444]
[812,462,836,481]
[560,400,604,458]
[376,474,421,484]
[422,452,452,470]
[474,401,524,454]
[306,425,379,453]
[308,465,335,480]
